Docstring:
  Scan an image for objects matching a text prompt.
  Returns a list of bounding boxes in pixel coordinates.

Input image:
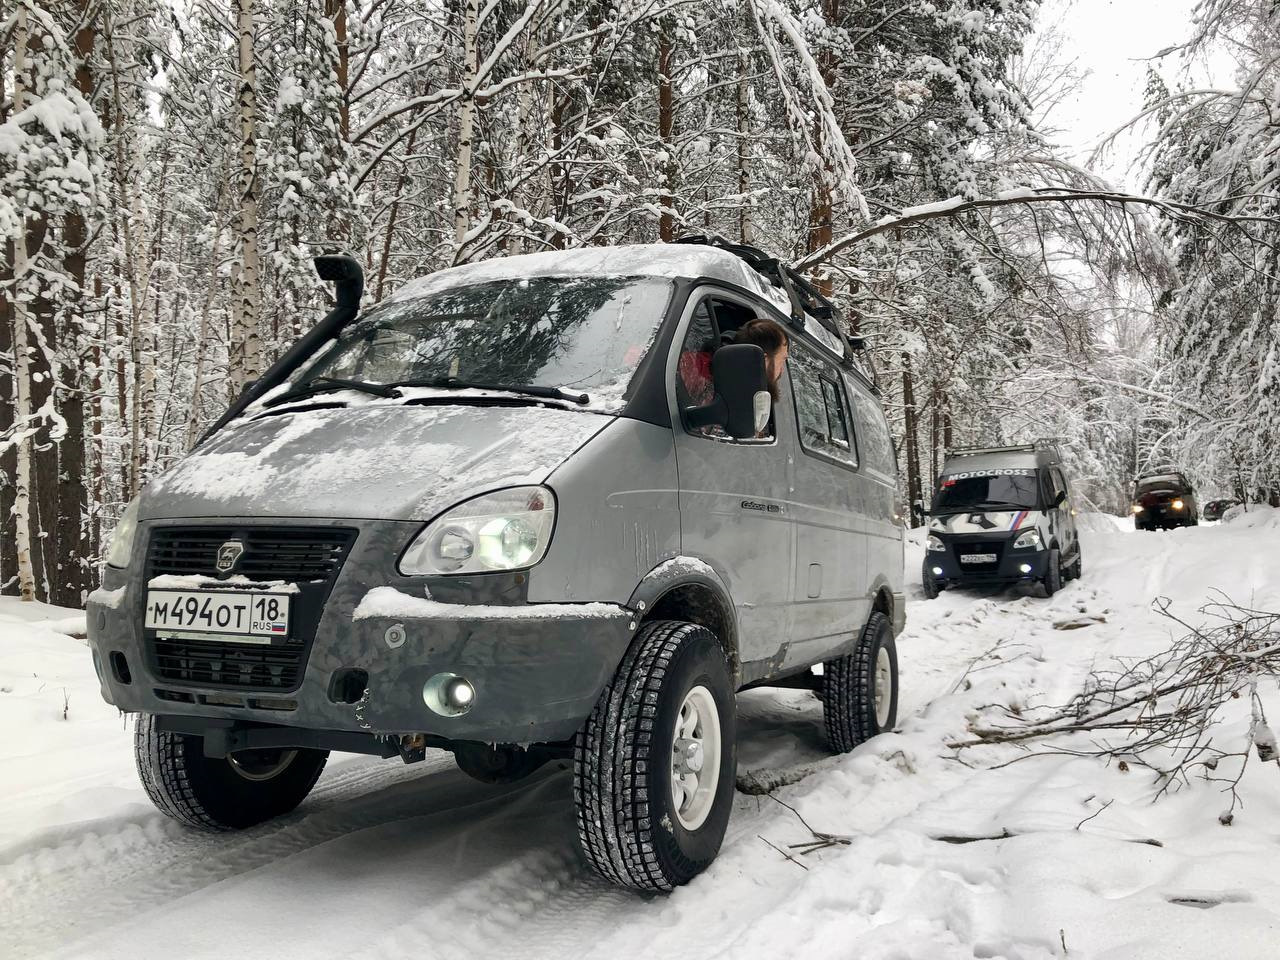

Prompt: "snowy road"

[4,513,1280,959]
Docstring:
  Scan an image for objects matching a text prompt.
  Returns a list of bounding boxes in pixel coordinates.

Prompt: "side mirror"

[684,344,770,440]
[1053,490,1067,508]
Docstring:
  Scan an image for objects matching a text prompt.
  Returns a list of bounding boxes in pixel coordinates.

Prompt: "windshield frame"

[290,275,675,414]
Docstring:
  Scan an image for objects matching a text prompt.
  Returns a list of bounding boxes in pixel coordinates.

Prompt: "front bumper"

[87,518,636,745]
[923,534,1048,586]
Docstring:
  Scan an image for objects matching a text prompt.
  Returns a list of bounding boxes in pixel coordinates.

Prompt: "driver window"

[675,297,776,442]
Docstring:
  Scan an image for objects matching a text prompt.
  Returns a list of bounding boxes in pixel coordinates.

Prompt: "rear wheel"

[134,714,327,830]
[1041,548,1063,597]
[1065,544,1083,581]
[574,620,736,892]
[821,612,898,753]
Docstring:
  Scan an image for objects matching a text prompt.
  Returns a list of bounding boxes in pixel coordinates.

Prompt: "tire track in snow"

[3,752,550,957]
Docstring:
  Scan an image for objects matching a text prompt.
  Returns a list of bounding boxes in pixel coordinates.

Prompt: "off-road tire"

[821,612,898,753]
[574,620,736,892]
[1042,548,1063,597]
[454,744,547,784]
[921,563,941,600]
[135,713,328,831]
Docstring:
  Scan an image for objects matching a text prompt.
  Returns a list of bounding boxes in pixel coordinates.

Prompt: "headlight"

[105,496,141,568]
[926,534,945,552]
[400,486,556,575]
[1131,504,1143,514]
[1171,499,1184,511]
[1012,529,1042,550]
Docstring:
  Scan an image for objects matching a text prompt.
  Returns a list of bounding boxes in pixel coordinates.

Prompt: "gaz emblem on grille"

[216,540,245,576]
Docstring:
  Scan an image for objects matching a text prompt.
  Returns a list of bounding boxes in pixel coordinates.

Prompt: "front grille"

[148,526,356,581]
[144,525,357,693]
[954,540,1005,573]
[152,637,304,690]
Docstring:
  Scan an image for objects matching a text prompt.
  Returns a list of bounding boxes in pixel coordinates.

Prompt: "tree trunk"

[451,0,479,255]
[9,8,38,601]
[376,124,418,299]
[325,0,350,140]
[902,354,923,525]
[657,27,676,242]
[735,38,752,245]
[52,3,98,606]
[230,0,263,393]
[0,240,15,595]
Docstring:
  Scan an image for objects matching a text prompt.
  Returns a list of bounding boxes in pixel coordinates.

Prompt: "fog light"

[423,672,476,717]
[931,566,943,576]
[1171,499,1184,511]
[1019,563,1032,574]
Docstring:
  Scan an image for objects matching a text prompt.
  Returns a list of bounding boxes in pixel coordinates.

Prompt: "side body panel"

[529,417,681,604]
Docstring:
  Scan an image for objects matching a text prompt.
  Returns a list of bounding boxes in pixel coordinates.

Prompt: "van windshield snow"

[298,276,672,410]
[933,471,1041,513]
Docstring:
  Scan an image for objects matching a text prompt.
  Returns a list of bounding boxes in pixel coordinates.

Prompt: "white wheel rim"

[670,685,722,831]
[874,647,892,728]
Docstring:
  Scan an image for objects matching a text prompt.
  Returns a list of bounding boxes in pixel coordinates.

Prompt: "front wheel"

[134,714,327,830]
[921,562,941,600]
[1041,548,1063,597]
[574,620,736,892]
[821,612,898,753]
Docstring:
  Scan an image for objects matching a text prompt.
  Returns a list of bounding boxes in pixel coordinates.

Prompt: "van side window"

[847,377,895,476]
[790,342,857,467]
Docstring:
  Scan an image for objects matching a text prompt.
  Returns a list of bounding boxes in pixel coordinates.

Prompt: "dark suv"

[1132,472,1199,529]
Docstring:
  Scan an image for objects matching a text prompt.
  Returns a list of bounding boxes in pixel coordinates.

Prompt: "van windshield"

[298,276,672,410]
[933,471,1041,514]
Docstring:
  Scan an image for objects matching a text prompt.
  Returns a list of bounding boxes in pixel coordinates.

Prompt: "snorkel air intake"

[194,254,365,448]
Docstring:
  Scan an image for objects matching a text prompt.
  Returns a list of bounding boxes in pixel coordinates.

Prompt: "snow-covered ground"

[3,512,1280,959]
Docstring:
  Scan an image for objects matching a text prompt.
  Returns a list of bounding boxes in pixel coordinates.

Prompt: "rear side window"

[847,377,895,477]
[790,343,857,467]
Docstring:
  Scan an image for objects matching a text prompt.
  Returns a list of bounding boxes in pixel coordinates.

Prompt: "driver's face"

[767,343,789,385]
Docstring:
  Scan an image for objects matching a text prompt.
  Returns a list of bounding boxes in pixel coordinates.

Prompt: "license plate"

[144,590,291,641]
[960,553,998,564]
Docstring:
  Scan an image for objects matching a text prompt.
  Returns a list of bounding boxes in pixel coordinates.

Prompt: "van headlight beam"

[399,486,556,576]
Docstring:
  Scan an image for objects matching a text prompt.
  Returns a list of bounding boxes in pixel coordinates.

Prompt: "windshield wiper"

[263,376,399,408]
[390,376,590,406]
[934,500,1027,516]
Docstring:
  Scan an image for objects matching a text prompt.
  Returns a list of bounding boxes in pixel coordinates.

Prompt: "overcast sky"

[1039,0,1216,188]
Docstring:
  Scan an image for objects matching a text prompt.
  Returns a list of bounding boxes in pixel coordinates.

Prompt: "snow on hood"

[930,509,1040,535]
[387,243,793,314]
[142,405,608,522]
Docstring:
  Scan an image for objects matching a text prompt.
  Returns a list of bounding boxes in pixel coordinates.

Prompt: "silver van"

[922,441,1082,598]
[87,239,905,891]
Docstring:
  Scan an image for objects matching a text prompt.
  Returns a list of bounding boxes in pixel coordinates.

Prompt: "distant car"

[1202,498,1239,522]
[1132,472,1199,529]
[922,440,1082,599]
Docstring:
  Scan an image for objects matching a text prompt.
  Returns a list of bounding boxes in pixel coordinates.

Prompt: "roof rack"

[948,439,1064,463]
[673,234,858,355]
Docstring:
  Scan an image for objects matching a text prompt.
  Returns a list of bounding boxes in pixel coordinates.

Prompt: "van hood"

[142,405,610,521]
[930,509,1041,535]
